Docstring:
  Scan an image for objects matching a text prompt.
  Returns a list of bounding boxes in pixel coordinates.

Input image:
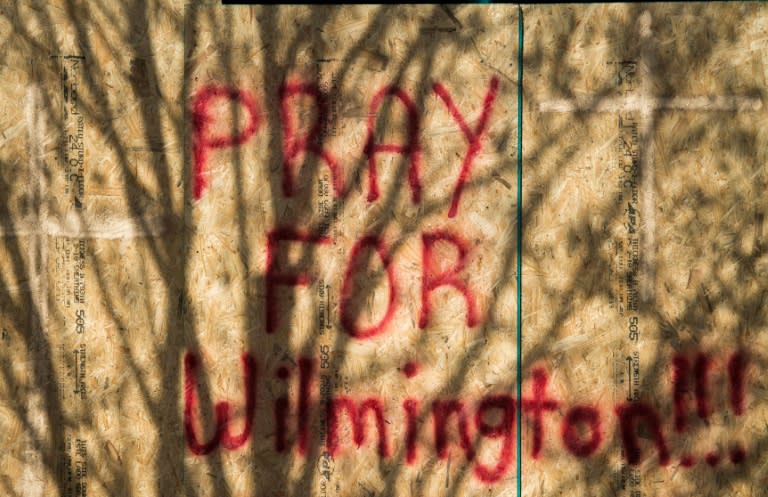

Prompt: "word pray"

[190,76,500,219]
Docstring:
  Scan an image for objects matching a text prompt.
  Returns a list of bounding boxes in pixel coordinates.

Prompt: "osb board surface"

[0,3,765,497]
[524,4,767,497]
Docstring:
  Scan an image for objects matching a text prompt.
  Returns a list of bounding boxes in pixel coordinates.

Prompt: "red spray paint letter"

[473,394,515,483]
[615,402,670,466]
[296,357,315,455]
[326,397,391,458]
[420,231,479,329]
[183,352,258,455]
[521,368,559,459]
[191,85,262,199]
[363,86,421,203]
[279,81,343,197]
[561,405,602,458]
[274,366,291,452]
[432,400,475,461]
[403,398,420,465]
[432,76,500,218]
[266,228,331,334]
[340,235,397,339]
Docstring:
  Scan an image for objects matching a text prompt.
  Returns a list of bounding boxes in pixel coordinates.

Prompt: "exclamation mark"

[694,353,712,421]
[672,355,690,433]
[694,354,717,466]
[728,351,747,416]
[672,355,695,467]
[728,351,747,465]
[672,353,714,467]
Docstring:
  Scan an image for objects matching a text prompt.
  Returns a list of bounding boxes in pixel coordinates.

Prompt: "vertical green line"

[516,6,524,497]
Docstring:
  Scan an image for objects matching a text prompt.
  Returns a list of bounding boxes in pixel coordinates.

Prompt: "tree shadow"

[0,3,764,497]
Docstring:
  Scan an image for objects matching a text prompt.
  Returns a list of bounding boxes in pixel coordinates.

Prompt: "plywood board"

[524,4,767,497]
[0,3,766,497]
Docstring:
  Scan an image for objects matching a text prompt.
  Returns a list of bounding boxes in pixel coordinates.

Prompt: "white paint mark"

[45,212,167,239]
[22,84,46,497]
[539,95,762,113]
[538,9,763,305]
[18,80,166,497]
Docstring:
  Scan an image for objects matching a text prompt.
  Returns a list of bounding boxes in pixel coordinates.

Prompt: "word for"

[266,228,479,338]
[190,77,500,218]
[183,350,748,484]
